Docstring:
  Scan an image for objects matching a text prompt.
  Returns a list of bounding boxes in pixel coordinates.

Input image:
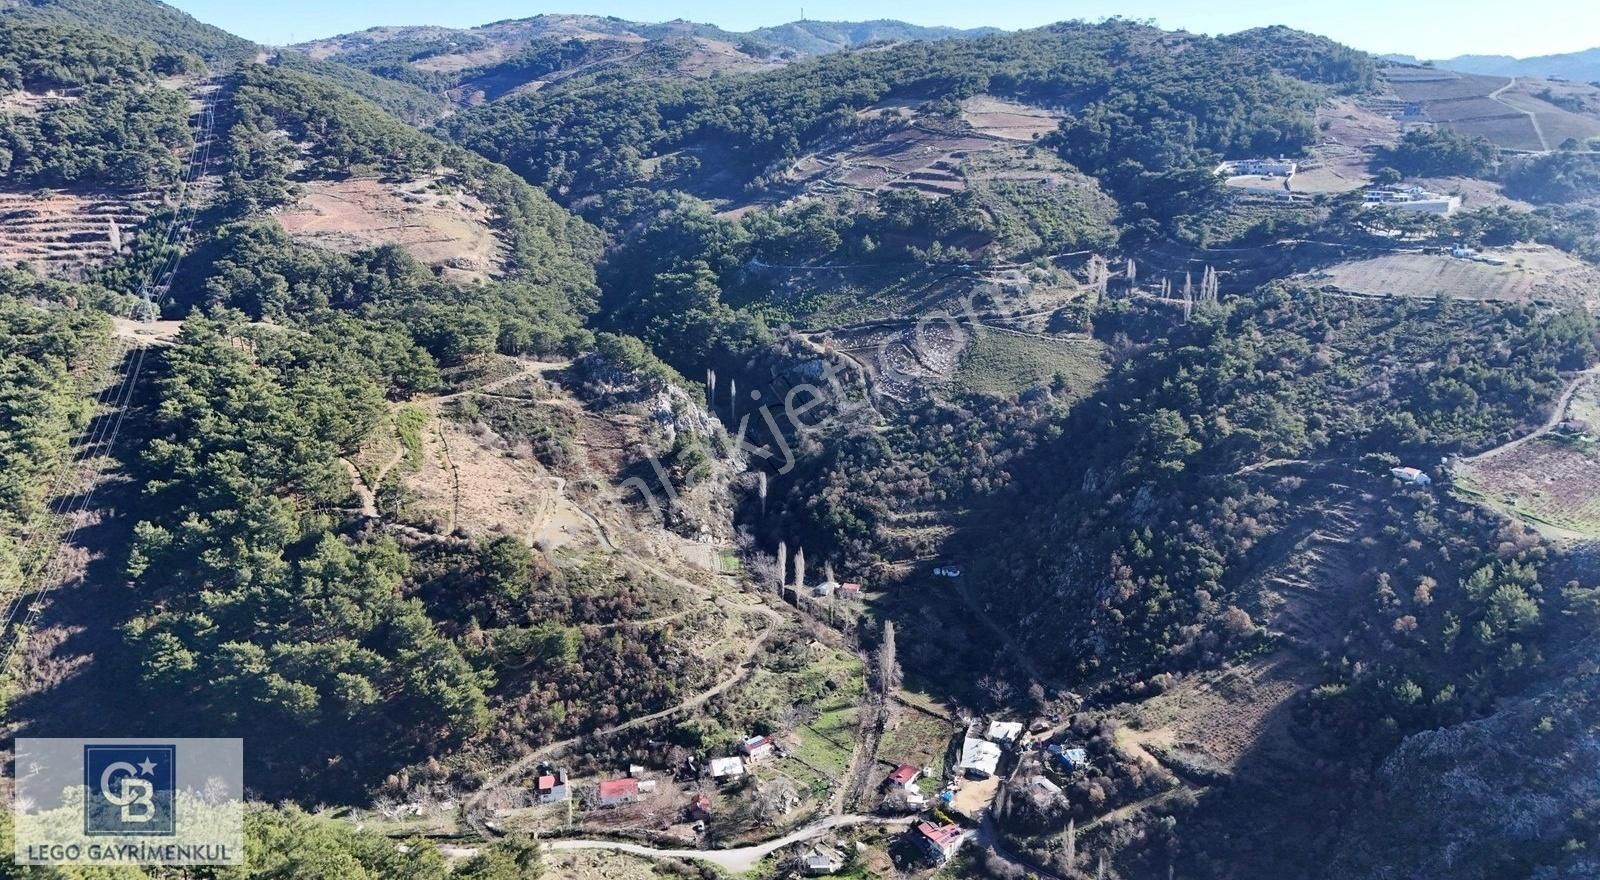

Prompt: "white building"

[710,756,746,779]
[958,736,1002,779]
[1364,185,1461,216]
[1391,466,1432,486]
[986,720,1024,747]
[1216,158,1298,177]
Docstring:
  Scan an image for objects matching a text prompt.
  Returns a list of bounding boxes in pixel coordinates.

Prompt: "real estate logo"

[82,744,177,836]
[12,737,243,865]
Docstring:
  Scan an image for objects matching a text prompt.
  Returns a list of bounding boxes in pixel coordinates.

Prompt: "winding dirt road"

[544,815,915,873]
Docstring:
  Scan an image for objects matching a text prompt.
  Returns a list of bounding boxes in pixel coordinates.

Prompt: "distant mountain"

[293,14,994,64]
[741,19,999,55]
[1384,46,1600,83]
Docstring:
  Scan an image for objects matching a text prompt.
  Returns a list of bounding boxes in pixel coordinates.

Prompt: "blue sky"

[167,0,1600,59]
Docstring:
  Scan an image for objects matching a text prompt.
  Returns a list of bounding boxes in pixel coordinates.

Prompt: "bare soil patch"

[273,176,505,281]
[960,95,1063,141]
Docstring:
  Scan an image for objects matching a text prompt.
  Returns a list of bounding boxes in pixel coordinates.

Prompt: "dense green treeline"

[1,0,255,65]
[0,19,194,189]
[0,279,110,598]
[0,18,193,91]
[0,83,191,188]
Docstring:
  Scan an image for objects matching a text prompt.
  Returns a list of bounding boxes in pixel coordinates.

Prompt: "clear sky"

[165,0,1600,60]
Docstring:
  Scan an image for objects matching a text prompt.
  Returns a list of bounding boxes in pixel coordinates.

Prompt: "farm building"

[742,734,777,759]
[913,821,965,863]
[801,842,848,875]
[1216,158,1298,176]
[959,736,1003,778]
[813,580,837,597]
[710,756,746,779]
[534,768,569,804]
[1391,466,1432,486]
[597,778,641,807]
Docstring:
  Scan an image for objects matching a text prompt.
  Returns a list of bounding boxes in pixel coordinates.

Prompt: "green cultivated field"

[948,331,1107,398]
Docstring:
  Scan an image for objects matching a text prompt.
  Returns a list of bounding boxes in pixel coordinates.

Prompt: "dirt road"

[544,814,915,873]
[1464,366,1600,463]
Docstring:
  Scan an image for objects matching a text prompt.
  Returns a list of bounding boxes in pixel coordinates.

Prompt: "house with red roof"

[689,792,713,820]
[535,768,569,804]
[597,777,641,808]
[913,821,964,863]
[885,763,920,789]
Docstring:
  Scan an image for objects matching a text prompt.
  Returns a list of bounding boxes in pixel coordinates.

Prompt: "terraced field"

[0,188,157,276]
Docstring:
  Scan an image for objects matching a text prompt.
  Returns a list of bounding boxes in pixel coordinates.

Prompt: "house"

[1028,775,1063,796]
[1047,744,1089,770]
[741,735,776,760]
[1215,158,1297,177]
[886,763,921,789]
[710,756,746,779]
[689,792,713,820]
[986,720,1025,747]
[932,565,962,578]
[838,582,862,596]
[1364,185,1461,215]
[638,779,658,794]
[628,764,648,778]
[959,736,1003,779]
[1390,466,1432,486]
[597,778,641,808]
[535,769,569,804]
[800,842,848,875]
[813,580,838,597]
[913,821,965,863]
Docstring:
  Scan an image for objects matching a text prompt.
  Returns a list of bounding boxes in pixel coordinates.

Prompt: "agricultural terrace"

[1300,248,1600,306]
[1456,438,1600,538]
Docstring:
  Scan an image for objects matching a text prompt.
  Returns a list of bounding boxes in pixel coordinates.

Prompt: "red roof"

[918,821,962,846]
[840,582,862,592]
[694,793,712,810]
[537,774,557,791]
[598,778,638,800]
[888,763,919,785]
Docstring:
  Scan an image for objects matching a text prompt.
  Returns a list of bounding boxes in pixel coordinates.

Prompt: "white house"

[1216,158,1298,177]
